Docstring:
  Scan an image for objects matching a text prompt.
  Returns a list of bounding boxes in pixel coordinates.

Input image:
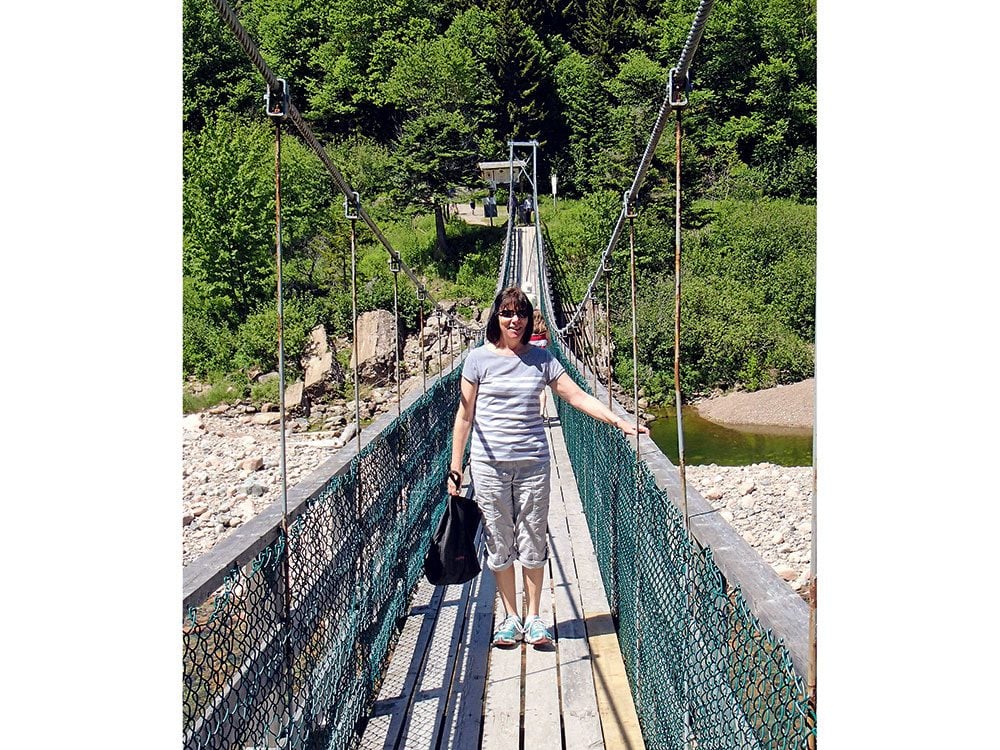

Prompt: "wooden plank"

[442,545,495,750]
[548,422,645,750]
[359,581,443,750]
[480,569,523,749]
[398,581,470,749]
[522,554,560,748]
[547,472,606,750]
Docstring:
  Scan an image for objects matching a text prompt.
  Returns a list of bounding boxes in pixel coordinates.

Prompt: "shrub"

[233,296,324,378]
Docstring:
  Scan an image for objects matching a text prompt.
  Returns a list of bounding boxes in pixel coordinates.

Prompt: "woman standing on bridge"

[448,286,647,647]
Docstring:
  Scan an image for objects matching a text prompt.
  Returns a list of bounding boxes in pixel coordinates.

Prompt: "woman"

[529,310,551,417]
[448,286,647,647]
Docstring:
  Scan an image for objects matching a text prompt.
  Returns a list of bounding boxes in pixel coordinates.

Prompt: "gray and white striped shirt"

[462,345,565,463]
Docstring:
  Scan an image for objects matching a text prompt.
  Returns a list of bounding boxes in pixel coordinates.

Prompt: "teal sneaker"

[523,616,553,646]
[492,614,523,646]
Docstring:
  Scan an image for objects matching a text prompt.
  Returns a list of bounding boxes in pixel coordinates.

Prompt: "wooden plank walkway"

[359,405,644,750]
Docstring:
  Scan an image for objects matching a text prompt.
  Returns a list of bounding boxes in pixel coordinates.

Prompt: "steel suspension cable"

[207,0,481,339]
[674,0,716,91]
[553,0,715,337]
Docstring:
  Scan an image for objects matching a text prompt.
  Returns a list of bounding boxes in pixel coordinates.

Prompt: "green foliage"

[248,376,281,404]
[390,109,479,210]
[546,197,814,402]
[182,0,817,403]
[183,278,238,379]
[183,115,275,326]
[182,0,259,131]
[233,295,325,377]
[182,377,245,414]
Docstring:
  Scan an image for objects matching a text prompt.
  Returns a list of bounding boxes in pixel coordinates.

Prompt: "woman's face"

[496,302,529,348]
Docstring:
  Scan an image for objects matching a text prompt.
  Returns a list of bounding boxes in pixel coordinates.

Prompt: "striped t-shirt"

[462,344,565,462]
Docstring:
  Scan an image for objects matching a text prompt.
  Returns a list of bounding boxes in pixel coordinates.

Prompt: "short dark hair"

[485,286,535,345]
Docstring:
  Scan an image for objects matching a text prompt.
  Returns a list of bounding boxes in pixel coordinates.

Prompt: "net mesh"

[547,334,816,750]
[183,367,462,750]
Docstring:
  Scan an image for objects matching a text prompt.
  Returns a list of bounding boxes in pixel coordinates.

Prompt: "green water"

[648,407,813,467]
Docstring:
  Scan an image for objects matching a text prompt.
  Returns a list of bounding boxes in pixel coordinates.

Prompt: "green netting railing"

[182,364,464,750]
[548,336,817,750]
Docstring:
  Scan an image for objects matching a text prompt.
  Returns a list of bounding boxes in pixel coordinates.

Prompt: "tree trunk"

[434,202,448,261]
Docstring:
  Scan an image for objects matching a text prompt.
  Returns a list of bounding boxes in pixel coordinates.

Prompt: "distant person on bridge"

[529,310,551,417]
[448,286,648,648]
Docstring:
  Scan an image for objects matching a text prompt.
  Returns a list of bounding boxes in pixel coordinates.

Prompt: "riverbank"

[693,378,815,429]
[183,415,813,594]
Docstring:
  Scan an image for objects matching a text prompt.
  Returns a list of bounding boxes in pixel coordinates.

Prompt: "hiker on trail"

[447,286,648,647]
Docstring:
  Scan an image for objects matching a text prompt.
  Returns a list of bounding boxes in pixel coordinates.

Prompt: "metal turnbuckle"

[265,79,290,120]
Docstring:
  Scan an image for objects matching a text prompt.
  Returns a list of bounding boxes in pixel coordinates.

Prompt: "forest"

[183,0,816,406]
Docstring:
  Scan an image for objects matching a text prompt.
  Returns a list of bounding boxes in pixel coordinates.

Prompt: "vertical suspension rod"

[673,110,695,750]
[674,114,688,525]
[628,214,640,453]
[273,121,294,744]
[605,270,612,410]
[392,266,401,420]
[627,207,643,714]
[419,292,426,393]
[349,212,361,457]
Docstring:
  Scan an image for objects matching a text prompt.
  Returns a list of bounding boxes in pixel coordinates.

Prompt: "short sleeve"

[461,347,482,384]
[543,350,565,384]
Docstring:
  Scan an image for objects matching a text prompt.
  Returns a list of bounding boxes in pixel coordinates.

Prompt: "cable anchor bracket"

[623,190,638,219]
[344,191,361,220]
[667,68,689,109]
[265,79,290,121]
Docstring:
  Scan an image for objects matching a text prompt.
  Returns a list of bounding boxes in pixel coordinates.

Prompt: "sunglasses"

[498,308,530,320]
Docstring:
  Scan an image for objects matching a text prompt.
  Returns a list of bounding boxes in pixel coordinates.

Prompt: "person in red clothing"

[529,310,551,416]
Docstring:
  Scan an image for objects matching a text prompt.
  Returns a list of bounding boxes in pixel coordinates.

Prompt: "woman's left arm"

[549,373,649,435]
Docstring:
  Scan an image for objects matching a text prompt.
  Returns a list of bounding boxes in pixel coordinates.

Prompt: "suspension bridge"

[183,1,816,748]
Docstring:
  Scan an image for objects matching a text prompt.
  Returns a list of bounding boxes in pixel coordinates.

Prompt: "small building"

[477,160,527,186]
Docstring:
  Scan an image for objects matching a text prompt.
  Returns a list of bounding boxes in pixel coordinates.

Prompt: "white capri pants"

[470,458,551,571]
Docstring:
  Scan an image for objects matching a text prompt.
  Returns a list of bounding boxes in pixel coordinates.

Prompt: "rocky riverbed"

[183,382,815,594]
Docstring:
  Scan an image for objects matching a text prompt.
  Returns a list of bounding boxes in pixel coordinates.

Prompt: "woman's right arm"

[448,377,478,495]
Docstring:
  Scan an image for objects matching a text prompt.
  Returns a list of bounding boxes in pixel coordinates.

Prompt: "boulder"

[285,380,305,410]
[350,310,401,382]
[240,457,264,473]
[251,412,281,425]
[302,325,344,396]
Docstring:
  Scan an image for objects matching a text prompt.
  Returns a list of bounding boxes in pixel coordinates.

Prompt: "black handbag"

[424,470,482,586]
